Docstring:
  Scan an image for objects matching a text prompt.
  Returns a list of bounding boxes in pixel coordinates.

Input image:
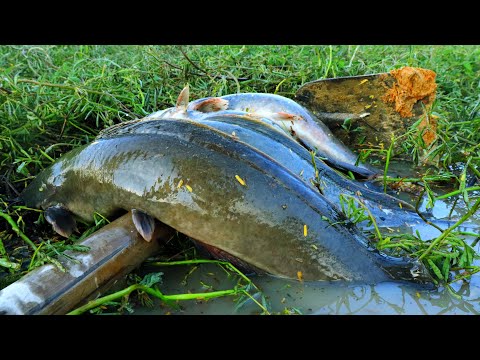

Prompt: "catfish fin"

[176,85,190,110]
[44,205,78,238]
[191,97,229,113]
[272,111,303,121]
[131,209,156,242]
[321,157,378,178]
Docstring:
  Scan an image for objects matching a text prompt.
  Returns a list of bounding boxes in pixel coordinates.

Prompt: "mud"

[295,67,438,154]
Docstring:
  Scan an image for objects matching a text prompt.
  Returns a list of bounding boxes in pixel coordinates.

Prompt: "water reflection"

[135,207,479,315]
[308,282,479,315]
[134,258,480,315]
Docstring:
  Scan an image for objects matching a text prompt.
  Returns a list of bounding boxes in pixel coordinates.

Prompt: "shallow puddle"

[135,265,480,315]
[135,162,480,315]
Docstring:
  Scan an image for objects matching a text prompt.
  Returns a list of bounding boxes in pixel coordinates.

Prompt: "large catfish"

[21,119,432,284]
[101,117,426,231]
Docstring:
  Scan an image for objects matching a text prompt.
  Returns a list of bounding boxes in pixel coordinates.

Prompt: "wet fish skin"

[188,93,379,173]
[124,111,468,235]
[145,109,378,178]
[105,117,424,230]
[186,115,478,235]
[22,120,432,284]
[145,91,378,174]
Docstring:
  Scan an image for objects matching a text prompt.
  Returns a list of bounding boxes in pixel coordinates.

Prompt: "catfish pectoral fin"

[44,205,78,238]
[131,209,156,242]
[272,111,303,121]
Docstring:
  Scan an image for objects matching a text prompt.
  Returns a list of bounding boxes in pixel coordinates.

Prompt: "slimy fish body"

[189,92,378,173]
[137,89,466,235]
[22,120,431,283]
[106,117,427,230]
[145,88,378,174]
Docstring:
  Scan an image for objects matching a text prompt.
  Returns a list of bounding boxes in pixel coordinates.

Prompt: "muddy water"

[135,163,480,315]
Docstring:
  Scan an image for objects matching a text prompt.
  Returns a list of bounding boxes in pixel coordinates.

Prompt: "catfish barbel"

[21,120,431,283]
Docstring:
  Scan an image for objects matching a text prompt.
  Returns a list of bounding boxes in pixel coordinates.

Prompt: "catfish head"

[21,146,156,242]
[21,156,79,238]
[21,160,67,210]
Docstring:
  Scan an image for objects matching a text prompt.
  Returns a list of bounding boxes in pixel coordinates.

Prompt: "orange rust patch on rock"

[419,114,438,147]
[382,67,437,118]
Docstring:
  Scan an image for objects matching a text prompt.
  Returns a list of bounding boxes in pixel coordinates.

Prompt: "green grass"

[67,259,270,315]
[1,45,479,311]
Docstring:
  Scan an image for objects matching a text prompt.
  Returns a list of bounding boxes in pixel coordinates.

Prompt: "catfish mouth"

[20,183,50,209]
[19,185,41,209]
[18,169,47,207]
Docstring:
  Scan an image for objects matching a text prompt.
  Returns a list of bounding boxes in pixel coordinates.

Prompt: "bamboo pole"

[0,213,174,315]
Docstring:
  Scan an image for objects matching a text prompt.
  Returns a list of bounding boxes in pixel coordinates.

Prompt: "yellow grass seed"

[177,179,184,189]
[185,184,192,192]
[359,79,369,85]
[235,175,246,186]
[297,271,303,282]
[303,224,308,237]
